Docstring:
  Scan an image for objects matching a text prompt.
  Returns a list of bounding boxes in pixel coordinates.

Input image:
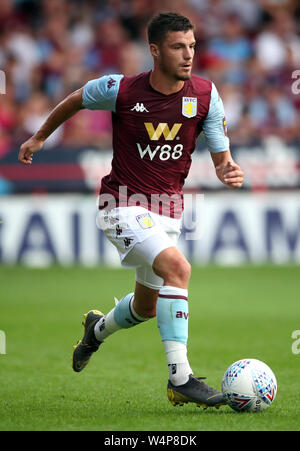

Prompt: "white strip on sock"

[94,309,120,341]
[163,340,193,386]
[159,285,188,298]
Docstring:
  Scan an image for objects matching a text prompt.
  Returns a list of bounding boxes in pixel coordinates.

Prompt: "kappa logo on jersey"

[182,97,197,118]
[107,77,116,90]
[131,103,149,112]
[144,122,182,141]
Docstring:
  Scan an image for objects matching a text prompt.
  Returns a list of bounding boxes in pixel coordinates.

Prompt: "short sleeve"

[82,74,124,112]
[202,83,230,153]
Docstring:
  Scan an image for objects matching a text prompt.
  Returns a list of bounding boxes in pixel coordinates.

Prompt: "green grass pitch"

[0,265,299,431]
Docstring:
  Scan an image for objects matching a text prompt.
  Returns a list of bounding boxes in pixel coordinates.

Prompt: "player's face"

[155,30,195,81]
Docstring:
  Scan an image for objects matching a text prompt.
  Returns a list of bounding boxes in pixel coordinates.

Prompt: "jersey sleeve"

[82,74,124,112]
[202,83,230,153]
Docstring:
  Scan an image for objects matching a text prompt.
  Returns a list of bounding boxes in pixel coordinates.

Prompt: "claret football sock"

[94,292,149,341]
[157,286,193,386]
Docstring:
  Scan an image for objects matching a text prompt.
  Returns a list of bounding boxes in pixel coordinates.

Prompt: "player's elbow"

[66,87,85,112]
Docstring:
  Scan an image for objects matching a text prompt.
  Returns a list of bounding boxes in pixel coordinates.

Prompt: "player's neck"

[149,69,185,95]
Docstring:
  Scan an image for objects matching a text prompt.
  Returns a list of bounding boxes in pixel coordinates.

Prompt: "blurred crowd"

[0,0,300,157]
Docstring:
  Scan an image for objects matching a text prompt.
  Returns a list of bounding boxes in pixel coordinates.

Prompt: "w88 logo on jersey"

[136,121,184,161]
[136,143,183,161]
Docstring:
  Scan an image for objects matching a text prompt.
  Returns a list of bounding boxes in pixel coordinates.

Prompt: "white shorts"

[96,206,182,290]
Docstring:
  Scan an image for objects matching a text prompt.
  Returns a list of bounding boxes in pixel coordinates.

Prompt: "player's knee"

[155,255,191,286]
[173,258,191,284]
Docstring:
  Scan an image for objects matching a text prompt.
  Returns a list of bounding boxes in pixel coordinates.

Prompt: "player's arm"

[18,74,124,165]
[202,83,244,189]
[18,88,84,164]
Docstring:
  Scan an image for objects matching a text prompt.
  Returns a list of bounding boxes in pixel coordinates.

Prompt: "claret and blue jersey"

[82,71,229,215]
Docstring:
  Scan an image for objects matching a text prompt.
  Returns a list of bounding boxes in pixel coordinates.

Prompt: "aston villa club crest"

[136,213,154,229]
[182,97,197,118]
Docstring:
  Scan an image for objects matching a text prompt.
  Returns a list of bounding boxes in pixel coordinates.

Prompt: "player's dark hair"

[147,12,194,46]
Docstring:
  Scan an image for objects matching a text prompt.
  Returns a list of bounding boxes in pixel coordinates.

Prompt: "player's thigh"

[132,237,176,317]
[97,206,173,267]
[131,239,167,316]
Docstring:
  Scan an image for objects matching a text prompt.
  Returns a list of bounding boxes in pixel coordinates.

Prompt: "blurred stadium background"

[0,0,300,266]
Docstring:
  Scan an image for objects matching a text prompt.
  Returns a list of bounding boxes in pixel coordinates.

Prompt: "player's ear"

[149,43,160,58]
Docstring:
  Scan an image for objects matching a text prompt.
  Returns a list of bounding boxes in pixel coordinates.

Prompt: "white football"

[222,359,277,412]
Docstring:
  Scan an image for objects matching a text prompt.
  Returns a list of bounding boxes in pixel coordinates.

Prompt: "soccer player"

[19,13,244,409]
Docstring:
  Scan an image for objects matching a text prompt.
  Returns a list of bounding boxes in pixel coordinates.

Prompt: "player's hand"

[221,161,244,189]
[18,136,44,165]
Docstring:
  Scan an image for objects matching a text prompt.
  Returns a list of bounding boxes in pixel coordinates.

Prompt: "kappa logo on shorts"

[115,224,123,237]
[136,213,155,229]
[124,237,134,248]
